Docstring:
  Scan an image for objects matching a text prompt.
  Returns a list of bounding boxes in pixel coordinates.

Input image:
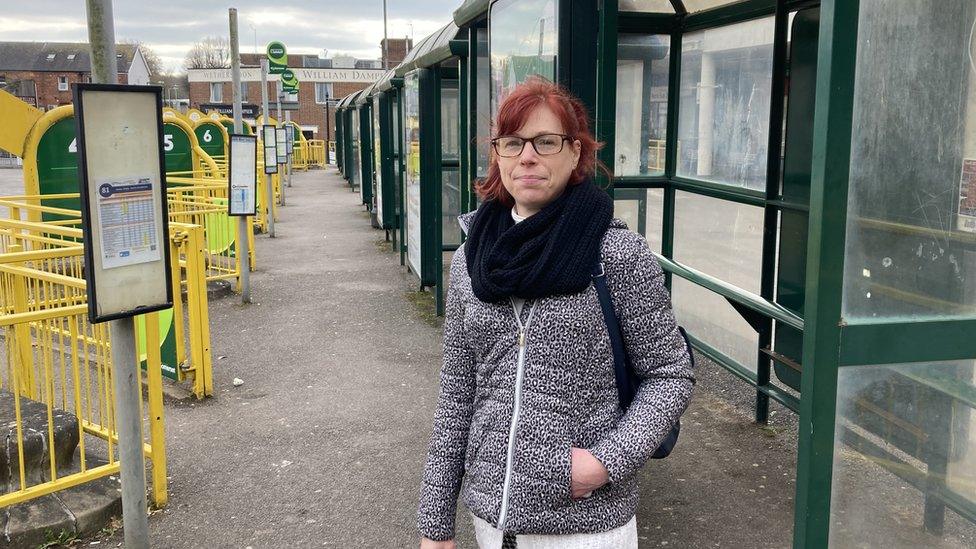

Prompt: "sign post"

[276,91,286,206]
[230,7,251,303]
[82,4,155,549]
[260,58,275,238]
[74,84,170,549]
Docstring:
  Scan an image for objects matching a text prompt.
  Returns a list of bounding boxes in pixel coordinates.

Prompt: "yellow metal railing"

[0,201,214,400]
[0,237,168,509]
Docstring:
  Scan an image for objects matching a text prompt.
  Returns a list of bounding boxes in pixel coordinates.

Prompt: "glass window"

[683,0,743,12]
[677,17,775,190]
[831,360,976,548]
[619,0,674,12]
[615,34,670,177]
[489,0,558,121]
[476,27,491,177]
[843,0,976,319]
[441,83,460,160]
[672,276,759,371]
[673,191,763,294]
[210,82,222,102]
[391,93,402,217]
[404,72,422,275]
[351,108,361,189]
[315,82,334,104]
[57,75,68,91]
[443,168,462,247]
[373,97,384,223]
[442,82,462,246]
[613,188,664,253]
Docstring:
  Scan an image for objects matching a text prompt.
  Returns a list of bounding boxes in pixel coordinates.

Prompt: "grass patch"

[406,289,441,328]
[374,238,395,254]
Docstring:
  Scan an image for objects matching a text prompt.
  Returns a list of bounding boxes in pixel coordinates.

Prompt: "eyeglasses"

[491,133,572,158]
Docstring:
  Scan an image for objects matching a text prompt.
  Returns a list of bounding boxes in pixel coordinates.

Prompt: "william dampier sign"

[188,68,384,84]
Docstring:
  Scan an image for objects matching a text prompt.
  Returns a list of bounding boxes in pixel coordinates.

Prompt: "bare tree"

[183,36,231,70]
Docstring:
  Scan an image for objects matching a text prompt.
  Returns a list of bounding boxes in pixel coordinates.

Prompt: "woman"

[418,77,694,549]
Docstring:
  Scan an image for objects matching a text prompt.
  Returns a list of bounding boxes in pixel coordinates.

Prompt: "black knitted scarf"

[465,180,613,303]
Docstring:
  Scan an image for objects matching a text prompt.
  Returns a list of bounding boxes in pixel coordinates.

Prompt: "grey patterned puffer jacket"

[417,213,695,541]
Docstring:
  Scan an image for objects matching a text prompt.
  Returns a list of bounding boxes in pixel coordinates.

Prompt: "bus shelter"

[406,0,976,546]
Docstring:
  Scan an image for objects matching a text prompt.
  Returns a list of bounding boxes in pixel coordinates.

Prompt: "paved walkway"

[97,167,799,548]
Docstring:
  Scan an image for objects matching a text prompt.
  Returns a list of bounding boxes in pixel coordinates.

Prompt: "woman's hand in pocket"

[570,447,609,499]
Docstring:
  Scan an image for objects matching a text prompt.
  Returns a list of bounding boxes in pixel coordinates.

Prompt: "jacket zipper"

[497,299,536,530]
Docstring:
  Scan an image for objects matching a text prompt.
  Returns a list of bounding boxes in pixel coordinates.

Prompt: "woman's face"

[497,105,582,216]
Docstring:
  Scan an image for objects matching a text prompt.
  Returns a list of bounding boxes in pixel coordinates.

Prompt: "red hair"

[475,77,606,207]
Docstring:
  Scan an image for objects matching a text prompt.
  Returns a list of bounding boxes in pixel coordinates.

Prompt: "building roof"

[0,41,137,73]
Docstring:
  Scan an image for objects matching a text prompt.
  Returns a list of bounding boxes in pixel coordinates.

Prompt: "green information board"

[281,69,299,93]
[267,41,287,74]
[195,121,226,159]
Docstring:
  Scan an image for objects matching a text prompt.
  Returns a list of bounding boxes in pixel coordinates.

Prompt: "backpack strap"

[592,262,637,409]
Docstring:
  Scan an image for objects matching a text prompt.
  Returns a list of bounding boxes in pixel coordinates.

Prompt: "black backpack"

[592,262,694,459]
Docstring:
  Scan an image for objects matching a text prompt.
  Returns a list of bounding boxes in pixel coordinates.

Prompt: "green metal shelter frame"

[355,90,376,217]
[369,70,400,237]
[335,93,350,181]
[383,22,470,316]
[376,73,409,266]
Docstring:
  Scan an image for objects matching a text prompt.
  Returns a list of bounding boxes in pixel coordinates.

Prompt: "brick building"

[186,38,411,146]
[0,42,150,110]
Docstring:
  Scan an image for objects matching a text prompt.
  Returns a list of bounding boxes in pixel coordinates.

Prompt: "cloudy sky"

[0,1,454,73]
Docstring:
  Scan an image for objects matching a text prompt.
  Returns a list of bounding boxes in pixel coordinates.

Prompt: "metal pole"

[285,110,293,188]
[84,2,150,548]
[276,92,286,205]
[260,58,275,237]
[230,8,251,304]
[383,0,389,69]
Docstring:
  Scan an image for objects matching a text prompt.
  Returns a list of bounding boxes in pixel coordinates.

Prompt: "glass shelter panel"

[392,93,402,220]
[613,188,664,253]
[351,110,361,189]
[372,97,383,224]
[830,360,976,548]
[404,73,422,275]
[442,85,462,248]
[677,17,774,191]
[672,277,759,371]
[843,0,976,319]
[489,0,557,121]
[615,34,671,177]
[476,27,491,178]
[619,0,674,12]
[683,0,745,12]
[673,191,763,294]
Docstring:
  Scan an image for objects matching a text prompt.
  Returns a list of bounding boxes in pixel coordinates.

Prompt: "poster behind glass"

[404,73,423,277]
[372,98,383,224]
[489,0,558,123]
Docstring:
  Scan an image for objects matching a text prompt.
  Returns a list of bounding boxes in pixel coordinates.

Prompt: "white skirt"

[472,514,638,549]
